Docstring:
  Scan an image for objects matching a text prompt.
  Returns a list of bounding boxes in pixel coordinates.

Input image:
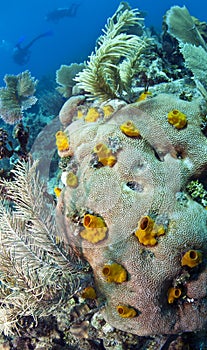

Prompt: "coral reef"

[56,91,207,336]
[0,70,38,124]
[1,1,207,349]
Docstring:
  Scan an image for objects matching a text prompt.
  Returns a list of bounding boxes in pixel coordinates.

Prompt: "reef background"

[0,1,207,349]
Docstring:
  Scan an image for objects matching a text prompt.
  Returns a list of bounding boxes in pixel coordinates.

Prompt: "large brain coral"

[56,93,207,336]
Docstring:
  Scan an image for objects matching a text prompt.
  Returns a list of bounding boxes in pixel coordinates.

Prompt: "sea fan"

[0,70,38,124]
[0,160,90,335]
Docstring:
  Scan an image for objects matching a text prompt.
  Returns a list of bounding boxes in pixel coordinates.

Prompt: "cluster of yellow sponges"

[55,130,73,157]
[181,249,202,268]
[66,172,78,188]
[77,105,115,122]
[120,120,140,137]
[116,305,137,318]
[82,262,136,318]
[167,250,202,304]
[80,213,108,243]
[94,143,117,167]
[167,109,187,129]
[135,215,165,246]
[102,262,127,283]
[167,287,182,304]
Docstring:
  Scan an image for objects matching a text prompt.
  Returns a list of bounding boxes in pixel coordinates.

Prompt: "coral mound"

[56,93,207,336]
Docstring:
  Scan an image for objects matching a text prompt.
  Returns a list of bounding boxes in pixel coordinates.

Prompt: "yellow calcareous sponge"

[80,214,108,243]
[136,91,152,102]
[116,305,137,318]
[167,287,182,304]
[135,215,165,246]
[167,109,187,129]
[102,262,127,283]
[55,130,70,151]
[181,249,202,268]
[66,172,78,188]
[94,143,117,167]
[102,104,114,118]
[85,107,100,122]
[81,286,97,299]
[55,130,73,157]
[83,214,106,229]
[120,120,140,137]
[54,187,62,197]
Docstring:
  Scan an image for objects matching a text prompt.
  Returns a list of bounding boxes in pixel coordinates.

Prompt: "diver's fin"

[25,30,53,49]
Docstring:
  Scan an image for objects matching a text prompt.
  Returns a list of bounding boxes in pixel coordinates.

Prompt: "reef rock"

[56,93,207,336]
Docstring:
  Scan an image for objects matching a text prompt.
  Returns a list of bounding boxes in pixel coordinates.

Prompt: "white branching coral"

[75,3,148,102]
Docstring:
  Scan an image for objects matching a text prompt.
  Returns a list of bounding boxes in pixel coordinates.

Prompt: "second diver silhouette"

[45,3,80,22]
[13,31,53,65]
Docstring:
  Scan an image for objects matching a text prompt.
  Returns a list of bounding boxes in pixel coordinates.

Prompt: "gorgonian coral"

[75,2,148,102]
[0,70,38,124]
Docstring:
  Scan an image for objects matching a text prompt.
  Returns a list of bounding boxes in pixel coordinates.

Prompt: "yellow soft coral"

[181,249,202,268]
[116,305,137,318]
[167,109,187,129]
[120,120,140,137]
[80,214,107,243]
[167,287,182,304]
[135,215,165,246]
[102,263,127,283]
[94,143,117,167]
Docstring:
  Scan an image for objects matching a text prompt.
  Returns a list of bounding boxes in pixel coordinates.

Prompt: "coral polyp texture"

[56,92,207,336]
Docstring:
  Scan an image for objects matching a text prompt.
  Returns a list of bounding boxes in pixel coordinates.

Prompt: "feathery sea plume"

[75,2,148,102]
[0,160,90,335]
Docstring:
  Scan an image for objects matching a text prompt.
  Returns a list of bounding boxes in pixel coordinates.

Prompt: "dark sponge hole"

[126,181,144,192]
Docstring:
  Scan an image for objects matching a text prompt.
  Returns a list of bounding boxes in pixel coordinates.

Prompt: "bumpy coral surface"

[56,93,207,336]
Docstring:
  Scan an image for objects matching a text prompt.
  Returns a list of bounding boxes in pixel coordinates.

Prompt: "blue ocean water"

[0,0,206,84]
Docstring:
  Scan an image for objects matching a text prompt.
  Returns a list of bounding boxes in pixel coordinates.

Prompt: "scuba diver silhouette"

[13,31,53,65]
[45,3,80,22]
